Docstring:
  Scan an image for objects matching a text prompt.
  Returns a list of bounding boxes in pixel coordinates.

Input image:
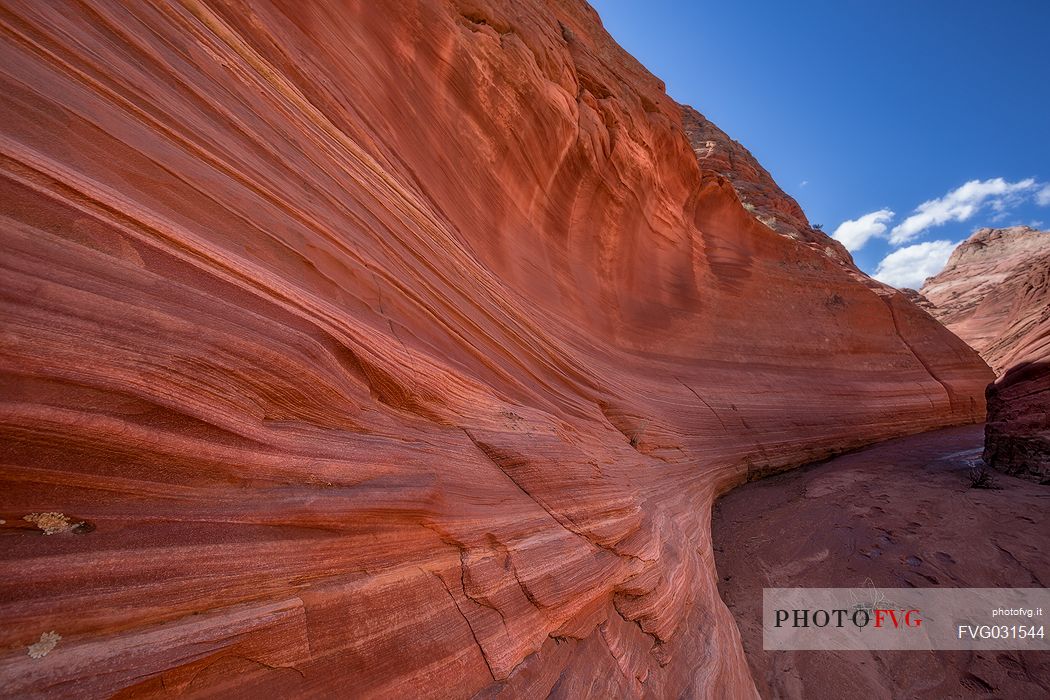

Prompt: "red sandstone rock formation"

[986,352,1050,484]
[916,227,1050,482]
[679,105,852,265]
[980,256,1050,482]
[0,1,992,697]
[918,226,1050,373]
[900,287,936,314]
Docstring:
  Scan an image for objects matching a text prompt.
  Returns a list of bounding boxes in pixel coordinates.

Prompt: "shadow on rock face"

[984,360,1050,484]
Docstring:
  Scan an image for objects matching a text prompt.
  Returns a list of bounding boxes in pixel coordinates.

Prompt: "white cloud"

[800,180,809,187]
[1037,184,1050,207]
[889,178,1036,244]
[873,240,957,289]
[832,209,895,252]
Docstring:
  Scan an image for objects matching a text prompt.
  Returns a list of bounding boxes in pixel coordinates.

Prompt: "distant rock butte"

[0,1,991,697]
[916,227,1050,482]
[919,226,1050,372]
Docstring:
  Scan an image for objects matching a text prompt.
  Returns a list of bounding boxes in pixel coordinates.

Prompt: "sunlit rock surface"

[919,226,1050,374]
[0,1,992,696]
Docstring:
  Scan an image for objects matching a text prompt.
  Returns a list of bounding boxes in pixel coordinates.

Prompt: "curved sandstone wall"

[0,1,992,697]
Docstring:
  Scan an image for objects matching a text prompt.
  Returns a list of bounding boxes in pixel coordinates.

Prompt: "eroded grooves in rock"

[0,1,993,697]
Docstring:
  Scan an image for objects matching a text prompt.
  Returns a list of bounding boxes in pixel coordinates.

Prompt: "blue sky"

[589,0,1050,288]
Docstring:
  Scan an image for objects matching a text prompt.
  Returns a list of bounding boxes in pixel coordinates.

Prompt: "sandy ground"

[713,424,1050,699]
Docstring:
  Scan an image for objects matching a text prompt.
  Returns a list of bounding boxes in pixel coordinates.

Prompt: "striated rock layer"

[918,226,1050,374]
[986,353,1050,484]
[915,227,1050,482]
[679,105,852,265]
[0,1,992,697]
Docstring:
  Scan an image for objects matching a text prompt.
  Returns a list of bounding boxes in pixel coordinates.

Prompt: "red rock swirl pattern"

[0,1,992,697]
